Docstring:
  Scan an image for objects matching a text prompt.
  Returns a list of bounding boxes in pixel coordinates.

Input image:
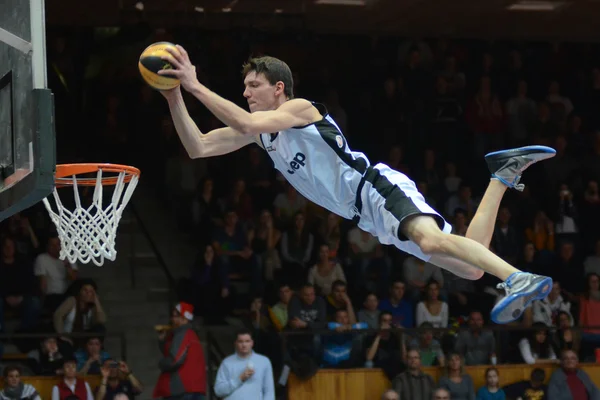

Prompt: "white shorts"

[355,163,452,261]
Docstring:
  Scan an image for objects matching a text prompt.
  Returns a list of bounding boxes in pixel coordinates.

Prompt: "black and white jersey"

[259,103,369,220]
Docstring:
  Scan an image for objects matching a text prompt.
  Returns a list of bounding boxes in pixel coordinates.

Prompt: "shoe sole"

[485,145,556,160]
[490,276,553,324]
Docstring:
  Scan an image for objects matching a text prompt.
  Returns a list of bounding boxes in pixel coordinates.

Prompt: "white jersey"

[259,103,369,219]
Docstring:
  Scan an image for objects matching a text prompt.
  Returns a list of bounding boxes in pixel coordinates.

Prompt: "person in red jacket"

[153,302,206,400]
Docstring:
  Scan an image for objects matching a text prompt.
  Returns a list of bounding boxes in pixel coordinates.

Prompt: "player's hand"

[158,45,199,93]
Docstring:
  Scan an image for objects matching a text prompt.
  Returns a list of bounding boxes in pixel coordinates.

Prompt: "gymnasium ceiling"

[46,0,600,41]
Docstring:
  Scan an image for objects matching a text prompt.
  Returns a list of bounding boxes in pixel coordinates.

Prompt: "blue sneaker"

[485,145,556,191]
[491,272,553,324]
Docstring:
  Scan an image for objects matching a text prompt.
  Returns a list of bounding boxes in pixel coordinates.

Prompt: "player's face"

[243,71,278,113]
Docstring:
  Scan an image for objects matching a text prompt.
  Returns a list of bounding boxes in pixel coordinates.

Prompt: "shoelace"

[513,176,525,192]
[496,280,512,292]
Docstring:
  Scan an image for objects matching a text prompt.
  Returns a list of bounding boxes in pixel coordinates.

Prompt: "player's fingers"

[164,47,184,64]
[175,45,189,60]
[157,69,180,77]
[160,55,182,69]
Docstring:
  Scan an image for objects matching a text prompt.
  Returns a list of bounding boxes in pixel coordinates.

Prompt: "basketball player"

[158,45,554,324]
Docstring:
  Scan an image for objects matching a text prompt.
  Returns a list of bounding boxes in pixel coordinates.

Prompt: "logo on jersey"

[287,152,306,174]
[336,135,344,148]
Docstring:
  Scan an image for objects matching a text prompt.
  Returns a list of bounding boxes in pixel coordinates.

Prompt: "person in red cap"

[153,302,206,400]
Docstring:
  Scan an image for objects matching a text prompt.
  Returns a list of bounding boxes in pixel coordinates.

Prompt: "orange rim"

[55,163,141,187]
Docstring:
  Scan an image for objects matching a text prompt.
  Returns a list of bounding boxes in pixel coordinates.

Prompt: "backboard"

[0,0,55,222]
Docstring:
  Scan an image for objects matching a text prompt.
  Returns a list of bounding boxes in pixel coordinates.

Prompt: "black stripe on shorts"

[357,166,446,241]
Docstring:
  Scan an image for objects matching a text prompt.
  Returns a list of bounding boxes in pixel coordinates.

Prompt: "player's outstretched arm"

[162,87,256,158]
[158,45,317,135]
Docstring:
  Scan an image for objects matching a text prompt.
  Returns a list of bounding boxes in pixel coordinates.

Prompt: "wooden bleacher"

[288,364,600,400]
[0,376,102,399]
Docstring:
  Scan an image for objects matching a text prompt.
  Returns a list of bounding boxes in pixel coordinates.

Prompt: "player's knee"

[465,268,484,280]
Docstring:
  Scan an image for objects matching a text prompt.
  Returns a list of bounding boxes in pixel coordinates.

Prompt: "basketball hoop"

[42,163,140,266]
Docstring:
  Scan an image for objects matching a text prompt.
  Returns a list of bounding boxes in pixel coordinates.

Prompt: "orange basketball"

[138,42,180,91]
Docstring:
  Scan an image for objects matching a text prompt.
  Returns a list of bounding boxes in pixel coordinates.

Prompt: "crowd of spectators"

[5,19,600,399]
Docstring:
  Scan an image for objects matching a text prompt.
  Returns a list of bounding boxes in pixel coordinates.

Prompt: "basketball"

[138,42,180,91]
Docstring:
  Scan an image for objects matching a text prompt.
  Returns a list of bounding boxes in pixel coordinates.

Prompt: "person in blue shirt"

[378,280,414,328]
[214,328,275,400]
[476,367,506,400]
[322,309,367,367]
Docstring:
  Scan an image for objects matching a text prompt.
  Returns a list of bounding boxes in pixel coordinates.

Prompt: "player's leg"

[464,179,506,248]
[405,145,557,323]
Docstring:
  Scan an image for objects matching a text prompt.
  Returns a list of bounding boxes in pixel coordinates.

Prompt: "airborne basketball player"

[158,44,555,324]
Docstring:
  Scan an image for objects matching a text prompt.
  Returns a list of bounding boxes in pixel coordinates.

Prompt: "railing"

[206,330,229,400]
[277,324,600,399]
[128,202,177,311]
[1,331,128,361]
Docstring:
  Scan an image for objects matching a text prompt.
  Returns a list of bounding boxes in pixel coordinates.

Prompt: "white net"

[42,167,139,266]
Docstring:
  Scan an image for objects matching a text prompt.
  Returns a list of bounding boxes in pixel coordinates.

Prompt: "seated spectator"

[520,242,541,274]
[38,337,73,376]
[245,296,275,345]
[583,238,600,277]
[325,281,357,323]
[402,256,444,302]
[416,280,448,328]
[269,283,292,332]
[96,360,143,400]
[212,210,261,294]
[280,212,314,284]
[434,388,452,400]
[525,210,555,252]
[548,350,600,400]
[579,273,600,359]
[322,309,367,368]
[307,244,346,296]
[379,280,414,328]
[346,227,390,294]
[518,322,558,365]
[476,367,505,400]
[0,236,41,332]
[34,235,78,313]
[503,368,547,400]
[358,293,380,329]
[451,208,468,237]
[287,284,326,358]
[443,162,462,196]
[53,280,106,339]
[445,183,476,220]
[1,365,41,400]
[553,310,581,355]
[218,178,254,224]
[491,207,521,266]
[5,214,39,258]
[455,311,495,366]
[191,177,221,244]
[532,281,572,327]
[391,350,434,400]
[438,353,476,400]
[409,322,444,367]
[51,358,94,400]
[187,244,231,325]
[365,311,406,379]
[273,184,306,228]
[318,213,342,258]
[250,210,281,282]
[75,336,110,375]
[381,389,400,400]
